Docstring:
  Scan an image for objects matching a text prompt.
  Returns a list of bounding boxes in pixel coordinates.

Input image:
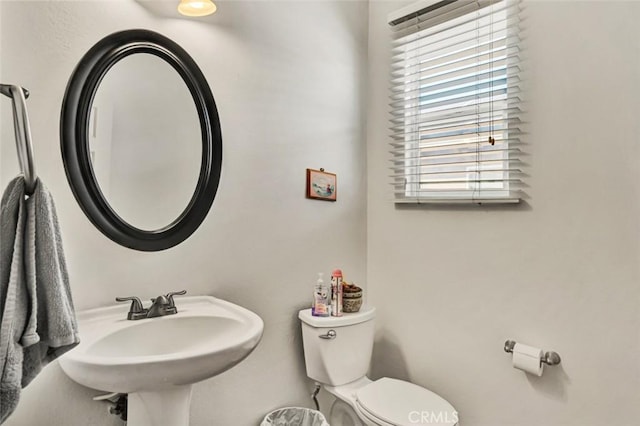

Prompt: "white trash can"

[261,407,329,426]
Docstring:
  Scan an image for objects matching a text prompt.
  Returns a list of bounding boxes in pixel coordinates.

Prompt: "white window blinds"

[388,0,523,204]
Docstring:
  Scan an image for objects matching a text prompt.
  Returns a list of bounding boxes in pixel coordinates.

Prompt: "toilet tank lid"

[298,306,375,327]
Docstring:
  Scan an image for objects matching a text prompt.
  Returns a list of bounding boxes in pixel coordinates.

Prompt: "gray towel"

[0,177,28,423]
[0,177,80,423]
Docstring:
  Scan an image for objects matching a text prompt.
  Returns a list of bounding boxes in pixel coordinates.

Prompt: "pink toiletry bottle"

[331,269,343,317]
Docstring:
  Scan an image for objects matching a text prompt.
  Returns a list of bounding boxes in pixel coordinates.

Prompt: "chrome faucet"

[116,290,187,320]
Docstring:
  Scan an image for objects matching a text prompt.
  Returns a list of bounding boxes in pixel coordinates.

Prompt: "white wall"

[367,1,640,426]
[0,1,368,425]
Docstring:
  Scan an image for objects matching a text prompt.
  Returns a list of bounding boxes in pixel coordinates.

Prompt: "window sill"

[394,196,521,205]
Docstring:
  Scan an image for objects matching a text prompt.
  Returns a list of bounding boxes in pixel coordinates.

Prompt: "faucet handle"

[115,296,147,320]
[166,290,187,308]
[115,296,144,312]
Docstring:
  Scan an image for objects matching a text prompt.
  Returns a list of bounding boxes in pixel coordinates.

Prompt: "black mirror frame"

[60,29,222,251]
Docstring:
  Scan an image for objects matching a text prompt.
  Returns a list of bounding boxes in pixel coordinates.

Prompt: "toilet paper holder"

[504,340,561,366]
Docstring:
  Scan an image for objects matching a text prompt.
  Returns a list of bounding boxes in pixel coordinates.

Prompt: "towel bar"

[1,83,37,194]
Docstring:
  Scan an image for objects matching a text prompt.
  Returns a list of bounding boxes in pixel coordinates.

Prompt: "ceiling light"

[178,0,217,17]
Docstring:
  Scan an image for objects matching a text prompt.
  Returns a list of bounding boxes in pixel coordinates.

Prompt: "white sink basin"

[59,296,263,425]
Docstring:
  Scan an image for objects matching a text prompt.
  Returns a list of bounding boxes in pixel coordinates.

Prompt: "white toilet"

[299,307,458,426]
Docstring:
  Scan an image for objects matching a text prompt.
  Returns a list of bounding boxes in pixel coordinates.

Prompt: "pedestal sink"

[59,296,263,426]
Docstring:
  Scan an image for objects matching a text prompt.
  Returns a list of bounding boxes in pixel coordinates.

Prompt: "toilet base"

[330,399,364,426]
[324,377,381,426]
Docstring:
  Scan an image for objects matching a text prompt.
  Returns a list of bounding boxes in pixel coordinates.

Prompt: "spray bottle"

[331,269,343,317]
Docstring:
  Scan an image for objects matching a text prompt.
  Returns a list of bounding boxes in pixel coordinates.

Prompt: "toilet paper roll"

[512,343,544,376]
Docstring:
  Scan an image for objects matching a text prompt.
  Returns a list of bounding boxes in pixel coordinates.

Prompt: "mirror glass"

[89,54,202,231]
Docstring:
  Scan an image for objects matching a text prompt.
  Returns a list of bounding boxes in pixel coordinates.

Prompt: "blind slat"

[391,147,521,160]
[391,177,522,186]
[389,117,522,137]
[389,138,523,152]
[390,168,522,178]
[393,197,521,204]
[389,105,522,128]
[390,158,522,167]
[389,97,522,121]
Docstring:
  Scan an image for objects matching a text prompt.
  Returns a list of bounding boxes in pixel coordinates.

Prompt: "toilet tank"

[299,307,376,386]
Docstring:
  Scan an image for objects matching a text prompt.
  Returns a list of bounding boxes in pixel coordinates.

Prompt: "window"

[388,0,523,203]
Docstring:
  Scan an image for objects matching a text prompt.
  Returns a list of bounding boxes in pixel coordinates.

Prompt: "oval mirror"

[61,29,222,251]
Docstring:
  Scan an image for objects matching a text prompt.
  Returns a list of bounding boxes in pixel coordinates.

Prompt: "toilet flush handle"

[319,330,337,340]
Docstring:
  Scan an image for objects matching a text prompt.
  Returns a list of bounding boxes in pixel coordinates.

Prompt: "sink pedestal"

[128,385,192,426]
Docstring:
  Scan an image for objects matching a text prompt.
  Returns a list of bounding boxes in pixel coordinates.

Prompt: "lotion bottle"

[312,273,330,317]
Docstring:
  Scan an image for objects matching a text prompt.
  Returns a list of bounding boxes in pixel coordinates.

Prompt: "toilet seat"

[354,400,395,426]
[354,378,458,426]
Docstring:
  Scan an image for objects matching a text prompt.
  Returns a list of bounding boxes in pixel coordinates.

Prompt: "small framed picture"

[306,168,337,201]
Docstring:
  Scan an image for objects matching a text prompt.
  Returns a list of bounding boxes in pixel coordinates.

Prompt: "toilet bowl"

[326,376,458,426]
[299,307,458,426]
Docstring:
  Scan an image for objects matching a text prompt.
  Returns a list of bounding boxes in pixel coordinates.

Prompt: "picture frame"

[306,168,337,201]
